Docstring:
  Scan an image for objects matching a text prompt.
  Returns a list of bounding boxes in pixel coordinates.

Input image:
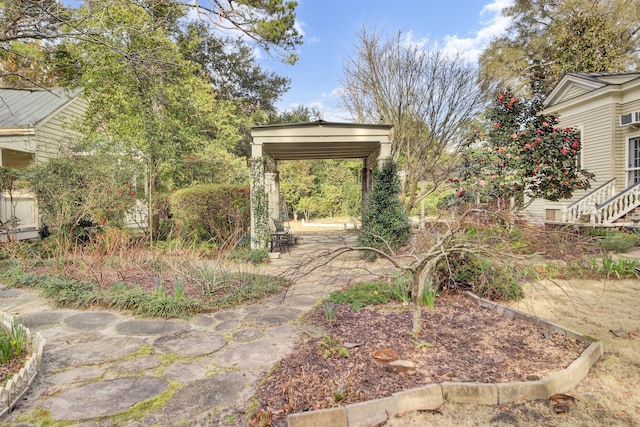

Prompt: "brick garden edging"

[0,311,45,418]
[287,292,603,427]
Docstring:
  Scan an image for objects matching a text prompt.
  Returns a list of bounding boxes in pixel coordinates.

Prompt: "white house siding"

[526,101,615,222]
[34,96,87,164]
[564,85,589,101]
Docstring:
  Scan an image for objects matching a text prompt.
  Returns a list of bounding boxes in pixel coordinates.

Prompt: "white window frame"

[626,134,640,186]
[575,125,584,169]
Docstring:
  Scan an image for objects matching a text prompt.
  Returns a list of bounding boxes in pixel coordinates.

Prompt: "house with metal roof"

[524,72,640,226]
[1,87,87,241]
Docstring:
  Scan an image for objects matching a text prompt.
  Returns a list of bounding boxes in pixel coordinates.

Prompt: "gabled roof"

[0,87,83,128]
[544,72,640,107]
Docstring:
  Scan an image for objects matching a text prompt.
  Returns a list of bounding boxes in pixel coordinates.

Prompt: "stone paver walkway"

[0,232,384,426]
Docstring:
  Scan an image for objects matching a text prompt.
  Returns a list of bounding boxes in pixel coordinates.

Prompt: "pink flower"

[495,123,502,127]
[511,133,518,139]
[561,147,568,155]
[525,143,531,149]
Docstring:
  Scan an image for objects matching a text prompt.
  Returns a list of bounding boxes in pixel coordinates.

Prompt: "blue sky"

[259,0,513,121]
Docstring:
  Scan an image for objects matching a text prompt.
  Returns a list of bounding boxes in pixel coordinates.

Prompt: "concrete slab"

[116,319,187,336]
[41,377,168,420]
[215,319,241,331]
[45,367,105,385]
[214,338,294,370]
[47,337,146,369]
[111,355,162,374]
[153,330,226,357]
[231,329,264,342]
[63,312,121,330]
[142,373,247,426]
[190,314,215,327]
[164,361,208,383]
[244,306,303,325]
[213,310,241,321]
[288,407,347,427]
[17,311,64,330]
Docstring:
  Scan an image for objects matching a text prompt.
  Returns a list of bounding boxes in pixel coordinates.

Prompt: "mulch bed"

[254,295,588,425]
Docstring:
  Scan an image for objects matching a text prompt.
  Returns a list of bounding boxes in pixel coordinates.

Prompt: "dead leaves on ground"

[549,393,577,414]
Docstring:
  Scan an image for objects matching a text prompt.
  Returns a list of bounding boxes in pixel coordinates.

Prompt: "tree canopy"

[479,0,640,97]
[0,0,302,87]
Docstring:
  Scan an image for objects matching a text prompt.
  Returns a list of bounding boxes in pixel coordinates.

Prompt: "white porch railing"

[561,178,616,223]
[0,192,39,242]
[591,181,640,225]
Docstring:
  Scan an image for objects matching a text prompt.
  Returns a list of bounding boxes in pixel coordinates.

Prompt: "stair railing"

[591,180,640,225]
[561,178,616,223]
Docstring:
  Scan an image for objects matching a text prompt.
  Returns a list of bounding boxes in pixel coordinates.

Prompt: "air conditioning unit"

[620,111,640,126]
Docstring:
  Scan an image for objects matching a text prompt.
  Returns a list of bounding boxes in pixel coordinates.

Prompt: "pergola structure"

[249,120,393,247]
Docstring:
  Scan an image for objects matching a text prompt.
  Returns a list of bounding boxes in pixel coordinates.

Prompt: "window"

[627,136,640,185]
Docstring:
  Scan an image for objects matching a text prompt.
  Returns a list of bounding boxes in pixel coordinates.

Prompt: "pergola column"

[250,156,268,249]
[265,171,280,220]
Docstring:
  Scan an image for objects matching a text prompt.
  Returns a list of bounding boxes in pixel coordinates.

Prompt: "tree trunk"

[411,270,423,335]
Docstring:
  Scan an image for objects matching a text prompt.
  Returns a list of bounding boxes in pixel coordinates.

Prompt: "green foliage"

[478,0,639,96]
[227,246,269,265]
[328,282,392,310]
[455,91,593,207]
[318,336,350,359]
[601,255,639,279]
[0,320,28,364]
[359,161,410,251]
[6,269,288,318]
[583,229,640,253]
[202,273,289,308]
[27,154,143,248]
[434,253,524,301]
[421,283,437,308]
[388,275,411,304]
[278,159,362,221]
[170,185,250,244]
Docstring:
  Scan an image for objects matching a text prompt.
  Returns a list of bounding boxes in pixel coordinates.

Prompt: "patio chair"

[269,218,290,254]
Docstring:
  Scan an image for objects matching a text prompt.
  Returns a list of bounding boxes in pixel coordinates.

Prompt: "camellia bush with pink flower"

[453,90,594,209]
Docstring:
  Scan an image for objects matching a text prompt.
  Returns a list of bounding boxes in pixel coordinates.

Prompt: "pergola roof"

[250,120,393,161]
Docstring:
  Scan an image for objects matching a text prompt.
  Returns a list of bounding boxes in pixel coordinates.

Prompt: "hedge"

[169,184,250,244]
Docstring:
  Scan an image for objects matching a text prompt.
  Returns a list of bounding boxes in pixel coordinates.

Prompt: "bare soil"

[254,294,589,426]
[386,278,640,427]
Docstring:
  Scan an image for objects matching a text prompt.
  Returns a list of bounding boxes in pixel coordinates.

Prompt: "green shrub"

[434,253,523,301]
[583,229,640,253]
[328,281,392,310]
[170,184,250,244]
[359,161,410,253]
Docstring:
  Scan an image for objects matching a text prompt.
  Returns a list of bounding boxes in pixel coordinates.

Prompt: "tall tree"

[62,1,250,238]
[0,0,301,87]
[340,27,490,214]
[176,21,291,158]
[479,0,640,97]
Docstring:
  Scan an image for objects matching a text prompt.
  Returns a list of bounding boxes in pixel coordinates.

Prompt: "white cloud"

[441,0,513,62]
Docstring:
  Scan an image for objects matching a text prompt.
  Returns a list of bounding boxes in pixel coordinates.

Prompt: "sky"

[259,0,513,121]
